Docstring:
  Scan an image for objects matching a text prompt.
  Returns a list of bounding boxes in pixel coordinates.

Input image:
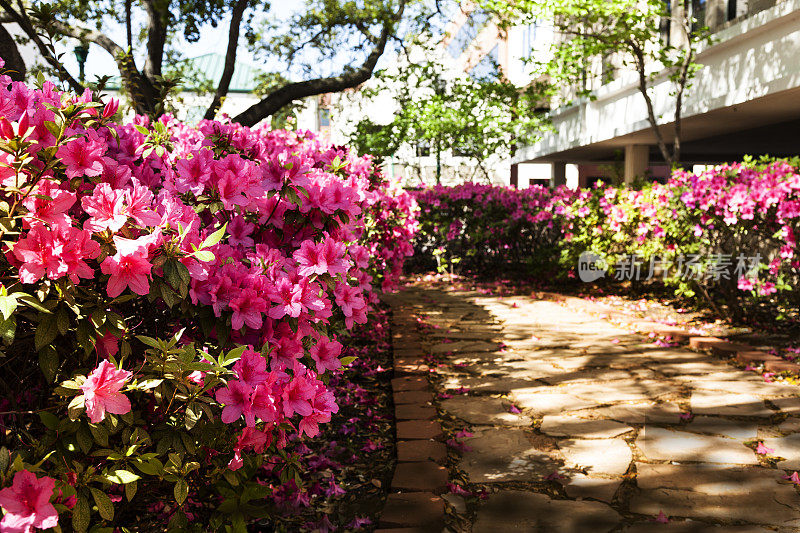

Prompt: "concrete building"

[436,3,555,187]
[512,0,800,188]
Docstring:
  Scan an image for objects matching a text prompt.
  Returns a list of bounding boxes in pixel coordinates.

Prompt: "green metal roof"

[184,53,263,93]
[104,53,264,93]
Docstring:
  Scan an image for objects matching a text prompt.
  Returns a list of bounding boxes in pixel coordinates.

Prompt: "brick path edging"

[374,309,447,533]
[537,291,800,375]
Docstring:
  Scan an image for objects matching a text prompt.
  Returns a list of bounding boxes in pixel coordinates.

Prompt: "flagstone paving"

[387,284,800,532]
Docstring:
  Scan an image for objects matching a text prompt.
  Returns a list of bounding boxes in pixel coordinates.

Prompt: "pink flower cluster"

[0,62,417,529]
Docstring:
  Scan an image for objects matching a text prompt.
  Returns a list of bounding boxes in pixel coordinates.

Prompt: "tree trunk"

[142,0,167,81]
[204,0,249,120]
[0,23,25,81]
[632,44,674,168]
[125,0,132,50]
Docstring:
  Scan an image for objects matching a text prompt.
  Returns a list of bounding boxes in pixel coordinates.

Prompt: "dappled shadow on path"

[391,281,800,531]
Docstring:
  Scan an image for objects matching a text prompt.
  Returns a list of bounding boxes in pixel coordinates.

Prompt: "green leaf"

[219,345,245,367]
[160,282,178,308]
[72,495,90,533]
[136,336,162,350]
[56,305,70,335]
[90,487,114,520]
[16,293,51,313]
[34,314,58,350]
[0,295,17,321]
[133,458,163,476]
[175,261,191,286]
[134,125,149,135]
[68,395,85,421]
[340,356,357,366]
[201,223,227,249]
[125,480,138,501]
[105,469,140,484]
[38,411,60,430]
[0,315,15,345]
[184,403,201,430]
[89,424,109,447]
[135,378,163,390]
[192,250,215,262]
[174,478,188,505]
[38,346,58,382]
[0,446,8,475]
[76,424,93,454]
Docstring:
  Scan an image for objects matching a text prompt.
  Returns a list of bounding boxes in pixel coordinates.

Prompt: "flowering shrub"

[413,157,800,320]
[409,183,565,274]
[0,64,415,531]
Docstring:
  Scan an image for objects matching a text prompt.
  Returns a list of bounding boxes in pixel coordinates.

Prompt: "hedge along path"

[382,281,800,533]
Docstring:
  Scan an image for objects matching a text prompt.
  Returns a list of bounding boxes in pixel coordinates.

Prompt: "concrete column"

[550,161,566,188]
[510,163,519,188]
[624,145,649,184]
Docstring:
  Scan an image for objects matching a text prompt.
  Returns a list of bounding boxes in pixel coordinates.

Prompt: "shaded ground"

[389,280,800,532]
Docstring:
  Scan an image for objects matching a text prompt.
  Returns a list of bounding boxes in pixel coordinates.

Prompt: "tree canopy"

[485,0,712,167]
[0,0,443,125]
[348,51,547,183]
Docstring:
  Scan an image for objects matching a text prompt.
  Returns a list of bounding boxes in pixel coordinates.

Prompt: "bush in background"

[412,157,800,322]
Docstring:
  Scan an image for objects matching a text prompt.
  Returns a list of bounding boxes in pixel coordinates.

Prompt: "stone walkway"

[385,283,800,533]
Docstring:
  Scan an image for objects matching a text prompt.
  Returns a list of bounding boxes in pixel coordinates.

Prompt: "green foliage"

[349,54,547,182]
[484,0,713,166]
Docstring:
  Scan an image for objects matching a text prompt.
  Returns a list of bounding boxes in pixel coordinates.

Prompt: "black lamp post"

[433,77,446,185]
[74,43,89,83]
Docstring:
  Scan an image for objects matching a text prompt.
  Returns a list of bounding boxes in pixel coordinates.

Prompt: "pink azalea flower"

[299,388,338,437]
[21,179,76,229]
[56,134,105,179]
[229,288,267,330]
[100,235,153,297]
[174,149,213,195]
[0,470,58,533]
[654,510,669,524]
[227,215,255,248]
[227,427,272,471]
[251,384,279,424]
[232,350,269,387]
[782,471,800,484]
[508,404,521,414]
[756,442,774,455]
[95,331,120,358]
[124,180,161,226]
[80,359,133,423]
[268,277,303,319]
[309,337,343,374]
[81,182,128,233]
[12,225,100,285]
[216,380,255,425]
[447,483,471,496]
[281,372,316,418]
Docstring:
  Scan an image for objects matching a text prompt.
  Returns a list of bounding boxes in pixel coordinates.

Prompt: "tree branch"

[204,0,249,120]
[125,0,132,50]
[232,0,407,127]
[141,0,166,80]
[47,19,157,115]
[0,0,84,93]
[631,42,672,167]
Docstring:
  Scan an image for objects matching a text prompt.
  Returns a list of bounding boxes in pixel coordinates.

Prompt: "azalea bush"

[409,183,565,274]
[412,158,800,320]
[0,62,416,532]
